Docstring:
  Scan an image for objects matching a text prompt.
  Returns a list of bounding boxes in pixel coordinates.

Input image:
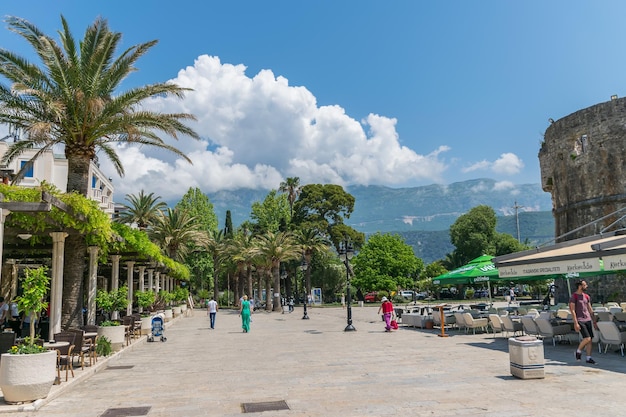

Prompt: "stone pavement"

[2,305,626,416]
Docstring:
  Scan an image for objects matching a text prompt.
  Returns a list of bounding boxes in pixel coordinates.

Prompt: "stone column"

[147,269,154,295]
[87,246,99,325]
[126,261,135,316]
[49,231,68,340]
[137,266,146,313]
[154,271,160,293]
[110,255,121,320]
[160,274,166,294]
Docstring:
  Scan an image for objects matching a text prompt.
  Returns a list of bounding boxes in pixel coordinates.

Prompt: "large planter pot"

[97,325,125,352]
[163,309,173,322]
[172,306,182,317]
[0,350,57,404]
[180,304,187,313]
[140,316,152,335]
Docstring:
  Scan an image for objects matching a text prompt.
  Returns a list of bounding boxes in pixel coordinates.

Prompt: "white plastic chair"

[501,315,523,337]
[488,314,503,338]
[463,312,488,335]
[597,321,626,356]
[521,316,541,337]
[534,318,573,346]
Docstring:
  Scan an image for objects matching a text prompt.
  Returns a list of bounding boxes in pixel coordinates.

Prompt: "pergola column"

[154,271,160,293]
[87,246,99,325]
[147,269,154,294]
[0,208,10,289]
[160,274,165,294]
[49,231,68,340]
[137,266,146,313]
[110,255,121,320]
[126,261,135,316]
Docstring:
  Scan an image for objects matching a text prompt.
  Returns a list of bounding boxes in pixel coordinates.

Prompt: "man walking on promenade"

[207,297,218,329]
[569,280,598,364]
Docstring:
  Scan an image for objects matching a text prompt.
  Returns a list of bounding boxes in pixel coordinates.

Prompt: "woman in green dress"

[239,295,251,333]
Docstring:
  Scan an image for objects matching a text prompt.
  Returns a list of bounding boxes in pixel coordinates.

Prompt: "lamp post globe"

[339,240,356,332]
[300,260,309,320]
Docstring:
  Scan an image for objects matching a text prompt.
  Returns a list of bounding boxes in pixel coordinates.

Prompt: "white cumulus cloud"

[101,55,451,201]
[462,153,524,176]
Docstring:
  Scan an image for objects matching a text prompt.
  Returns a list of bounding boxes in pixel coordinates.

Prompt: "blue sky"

[0,1,625,202]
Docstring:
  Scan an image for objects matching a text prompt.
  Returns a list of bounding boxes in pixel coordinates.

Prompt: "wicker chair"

[56,344,75,382]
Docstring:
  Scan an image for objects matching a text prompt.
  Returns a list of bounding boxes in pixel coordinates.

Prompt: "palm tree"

[0,16,200,327]
[279,177,301,219]
[149,208,207,262]
[249,231,301,312]
[227,231,255,303]
[295,228,330,301]
[205,229,226,302]
[116,190,166,230]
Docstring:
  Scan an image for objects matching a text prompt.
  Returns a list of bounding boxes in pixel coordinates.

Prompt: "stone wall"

[541,97,626,303]
[541,97,626,239]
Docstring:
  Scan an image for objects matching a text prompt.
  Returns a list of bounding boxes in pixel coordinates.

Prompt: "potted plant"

[160,291,174,321]
[0,267,57,404]
[96,286,128,351]
[176,287,189,315]
[135,290,156,335]
[171,287,187,317]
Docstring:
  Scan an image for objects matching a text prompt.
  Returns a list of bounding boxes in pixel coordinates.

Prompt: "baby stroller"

[148,313,166,342]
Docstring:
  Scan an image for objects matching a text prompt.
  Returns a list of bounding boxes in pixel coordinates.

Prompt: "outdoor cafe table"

[43,341,69,350]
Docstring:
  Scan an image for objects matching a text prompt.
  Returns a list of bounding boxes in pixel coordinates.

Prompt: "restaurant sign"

[498,258,602,278]
[601,254,626,272]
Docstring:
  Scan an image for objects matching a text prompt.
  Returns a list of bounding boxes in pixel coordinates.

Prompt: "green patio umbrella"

[432,255,505,306]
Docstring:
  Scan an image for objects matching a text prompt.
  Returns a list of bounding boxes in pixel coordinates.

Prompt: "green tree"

[493,232,528,255]
[175,187,218,292]
[278,177,301,219]
[295,227,330,299]
[224,210,234,238]
[176,188,218,232]
[116,190,166,230]
[0,16,199,328]
[250,190,290,233]
[150,208,207,262]
[352,233,421,293]
[205,229,227,301]
[448,205,497,267]
[249,231,301,312]
[16,267,49,346]
[292,184,364,249]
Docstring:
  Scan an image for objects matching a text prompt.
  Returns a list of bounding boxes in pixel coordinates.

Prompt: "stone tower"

[540,97,626,303]
[540,97,626,241]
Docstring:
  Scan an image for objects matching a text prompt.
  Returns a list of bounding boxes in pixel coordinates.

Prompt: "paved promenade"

[3,305,626,416]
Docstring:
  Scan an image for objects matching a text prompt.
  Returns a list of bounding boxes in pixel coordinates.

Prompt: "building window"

[19,161,33,178]
[92,175,97,189]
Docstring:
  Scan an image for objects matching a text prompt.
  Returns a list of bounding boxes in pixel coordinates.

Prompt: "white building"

[0,141,115,217]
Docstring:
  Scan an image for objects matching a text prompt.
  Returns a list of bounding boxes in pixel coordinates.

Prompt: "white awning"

[493,232,626,279]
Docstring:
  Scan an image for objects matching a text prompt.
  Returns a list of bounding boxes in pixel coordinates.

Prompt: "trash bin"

[508,336,544,379]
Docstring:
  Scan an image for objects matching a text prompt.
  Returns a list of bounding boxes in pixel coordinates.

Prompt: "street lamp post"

[300,260,309,320]
[339,240,356,331]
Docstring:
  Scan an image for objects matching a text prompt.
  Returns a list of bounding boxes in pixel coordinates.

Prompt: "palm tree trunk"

[213,256,219,301]
[247,265,253,301]
[264,273,272,311]
[272,263,281,312]
[61,154,91,329]
[62,233,86,328]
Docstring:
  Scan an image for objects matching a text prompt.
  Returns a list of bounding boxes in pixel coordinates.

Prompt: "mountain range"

[207,178,555,264]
